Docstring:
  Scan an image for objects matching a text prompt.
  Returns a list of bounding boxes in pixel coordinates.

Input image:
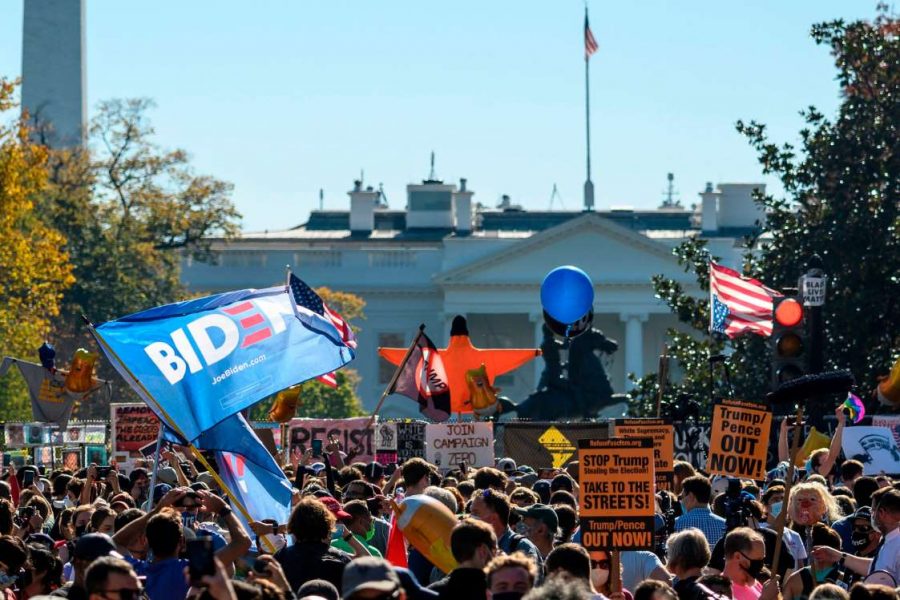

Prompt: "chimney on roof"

[454,178,473,234]
[700,182,719,234]
[717,183,766,230]
[349,179,378,234]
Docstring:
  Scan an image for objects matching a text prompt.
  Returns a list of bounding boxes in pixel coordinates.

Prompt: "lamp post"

[799,255,827,426]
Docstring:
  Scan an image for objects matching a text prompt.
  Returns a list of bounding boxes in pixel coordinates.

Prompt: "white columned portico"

[619,313,648,389]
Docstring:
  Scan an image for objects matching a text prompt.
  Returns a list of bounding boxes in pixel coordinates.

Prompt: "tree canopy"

[629,10,900,418]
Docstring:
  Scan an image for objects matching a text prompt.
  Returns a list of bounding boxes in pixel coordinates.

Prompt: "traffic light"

[771,296,807,389]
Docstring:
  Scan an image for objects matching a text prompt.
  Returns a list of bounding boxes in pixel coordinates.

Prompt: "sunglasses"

[591,559,610,569]
[853,525,874,533]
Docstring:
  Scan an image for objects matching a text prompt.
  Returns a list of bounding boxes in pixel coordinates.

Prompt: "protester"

[674,476,726,548]
[721,528,781,600]
[470,489,543,573]
[485,553,538,600]
[782,524,844,600]
[666,529,710,600]
[428,519,495,598]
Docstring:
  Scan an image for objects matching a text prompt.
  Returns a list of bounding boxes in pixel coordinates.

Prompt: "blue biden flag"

[93,285,354,443]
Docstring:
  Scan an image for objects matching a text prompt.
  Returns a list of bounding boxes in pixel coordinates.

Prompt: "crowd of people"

[0,421,898,600]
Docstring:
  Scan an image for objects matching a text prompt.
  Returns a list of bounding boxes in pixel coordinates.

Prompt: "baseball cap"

[533,480,551,504]
[320,496,352,521]
[152,483,172,504]
[156,466,179,486]
[851,506,872,521]
[497,458,517,475]
[342,557,402,600]
[517,503,559,532]
[25,533,55,551]
[73,533,122,562]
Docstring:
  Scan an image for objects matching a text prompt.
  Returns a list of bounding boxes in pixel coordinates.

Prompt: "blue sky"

[0,1,875,232]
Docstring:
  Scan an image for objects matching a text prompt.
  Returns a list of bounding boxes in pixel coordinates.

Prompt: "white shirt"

[870,527,900,580]
[760,523,808,564]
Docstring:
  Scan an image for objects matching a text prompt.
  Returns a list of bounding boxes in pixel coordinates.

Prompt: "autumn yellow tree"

[0,78,75,420]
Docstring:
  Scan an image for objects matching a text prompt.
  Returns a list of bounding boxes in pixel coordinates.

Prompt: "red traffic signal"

[774,298,804,327]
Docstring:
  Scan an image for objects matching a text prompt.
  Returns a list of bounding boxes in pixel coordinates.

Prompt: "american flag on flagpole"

[289,274,357,387]
[585,12,599,60]
[709,261,780,338]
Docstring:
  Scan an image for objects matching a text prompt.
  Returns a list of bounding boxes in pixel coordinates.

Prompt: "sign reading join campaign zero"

[425,422,494,470]
[706,399,772,481]
[579,438,655,551]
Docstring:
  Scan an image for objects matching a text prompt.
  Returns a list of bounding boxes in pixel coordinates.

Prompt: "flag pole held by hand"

[366,324,426,430]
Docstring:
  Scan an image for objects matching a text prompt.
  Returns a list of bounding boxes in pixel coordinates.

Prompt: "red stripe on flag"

[240,313,265,328]
[223,301,254,315]
[241,328,272,347]
[316,373,338,388]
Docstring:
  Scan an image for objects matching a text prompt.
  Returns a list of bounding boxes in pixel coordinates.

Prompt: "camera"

[722,478,752,531]
[14,505,35,527]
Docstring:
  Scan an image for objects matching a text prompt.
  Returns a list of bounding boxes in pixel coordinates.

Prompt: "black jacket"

[428,567,487,600]
[275,541,352,594]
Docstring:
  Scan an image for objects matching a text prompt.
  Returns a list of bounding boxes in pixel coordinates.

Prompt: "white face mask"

[591,567,609,589]
[63,497,75,509]
[769,501,782,518]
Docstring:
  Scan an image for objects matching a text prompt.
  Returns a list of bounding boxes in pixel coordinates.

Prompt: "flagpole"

[365,324,426,431]
[85,320,261,529]
[143,427,164,511]
[583,5,595,212]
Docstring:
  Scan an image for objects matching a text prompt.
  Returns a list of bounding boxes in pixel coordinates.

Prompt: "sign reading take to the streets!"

[579,438,655,551]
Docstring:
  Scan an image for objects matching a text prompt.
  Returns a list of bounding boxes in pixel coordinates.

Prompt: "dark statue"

[500,323,625,420]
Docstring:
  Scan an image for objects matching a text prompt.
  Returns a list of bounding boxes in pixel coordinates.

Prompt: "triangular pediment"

[436,213,690,286]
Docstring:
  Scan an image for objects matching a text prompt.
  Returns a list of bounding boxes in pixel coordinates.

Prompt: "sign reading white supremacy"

[425,422,494,469]
[842,426,900,475]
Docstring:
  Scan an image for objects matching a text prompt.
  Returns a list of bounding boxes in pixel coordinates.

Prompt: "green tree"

[37,98,242,418]
[0,78,75,420]
[629,9,900,417]
[250,288,367,420]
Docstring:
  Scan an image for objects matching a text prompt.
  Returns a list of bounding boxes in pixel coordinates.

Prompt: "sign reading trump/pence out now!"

[579,438,655,550]
[706,399,772,481]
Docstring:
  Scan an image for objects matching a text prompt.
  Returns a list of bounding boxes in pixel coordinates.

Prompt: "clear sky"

[0,1,876,232]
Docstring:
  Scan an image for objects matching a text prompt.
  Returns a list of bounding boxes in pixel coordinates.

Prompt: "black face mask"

[851,531,871,550]
[74,523,87,537]
[492,593,525,600]
[743,557,765,579]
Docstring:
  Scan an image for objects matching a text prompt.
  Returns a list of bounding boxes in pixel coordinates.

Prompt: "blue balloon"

[540,266,594,323]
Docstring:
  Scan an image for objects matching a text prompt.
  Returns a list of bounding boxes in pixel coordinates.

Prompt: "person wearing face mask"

[782,524,845,600]
[842,506,882,589]
[485,553,537,600]
[721,528,780,600]
[830,476,880,553]
[332,500,382,558]
[517,504,558,560]
[544,543,621,600]
[427,519,496,600]
[811,487,900,584]
[21,544,63,599]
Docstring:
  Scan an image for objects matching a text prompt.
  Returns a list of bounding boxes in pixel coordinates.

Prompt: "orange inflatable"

[877,356,900,409]
[392,495,458,573]
[268,385,301,422]
[466,364,501,417]
[379,316,539,414]
[64,349,98,393]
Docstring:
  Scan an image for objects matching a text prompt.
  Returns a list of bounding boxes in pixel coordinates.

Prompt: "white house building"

[180,176,764,418]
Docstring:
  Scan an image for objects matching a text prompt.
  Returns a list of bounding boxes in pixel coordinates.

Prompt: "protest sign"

[425,422,494,470]
[288,417,374,462]
[872,415,900,448]
[579,438,655,550]
[842,426,900,475]
[613,418,674,491]
[4,424,25,448]
[375,422,398,465]
[501,422,610,469]
[396,421,426,463]
[111,404,161,455]
[706,400,772,481]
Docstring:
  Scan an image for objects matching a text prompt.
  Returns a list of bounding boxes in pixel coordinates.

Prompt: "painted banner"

[579,438,655,550]
[706,400,772,480]
[842,426,900,475]
[872,415,900,448]
[614,418,674,491]
[673,422,710,467]
[425,422,494,470]
[111,404,161,454]
[288,417,374,462]
[396,421,426,463]
[501,422,610,469]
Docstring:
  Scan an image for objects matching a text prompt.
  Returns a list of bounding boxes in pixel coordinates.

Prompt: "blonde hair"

[789,482,841,523]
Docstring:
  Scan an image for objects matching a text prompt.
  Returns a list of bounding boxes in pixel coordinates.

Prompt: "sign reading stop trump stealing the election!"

[579,438,655,551]
[706,399,772,481]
